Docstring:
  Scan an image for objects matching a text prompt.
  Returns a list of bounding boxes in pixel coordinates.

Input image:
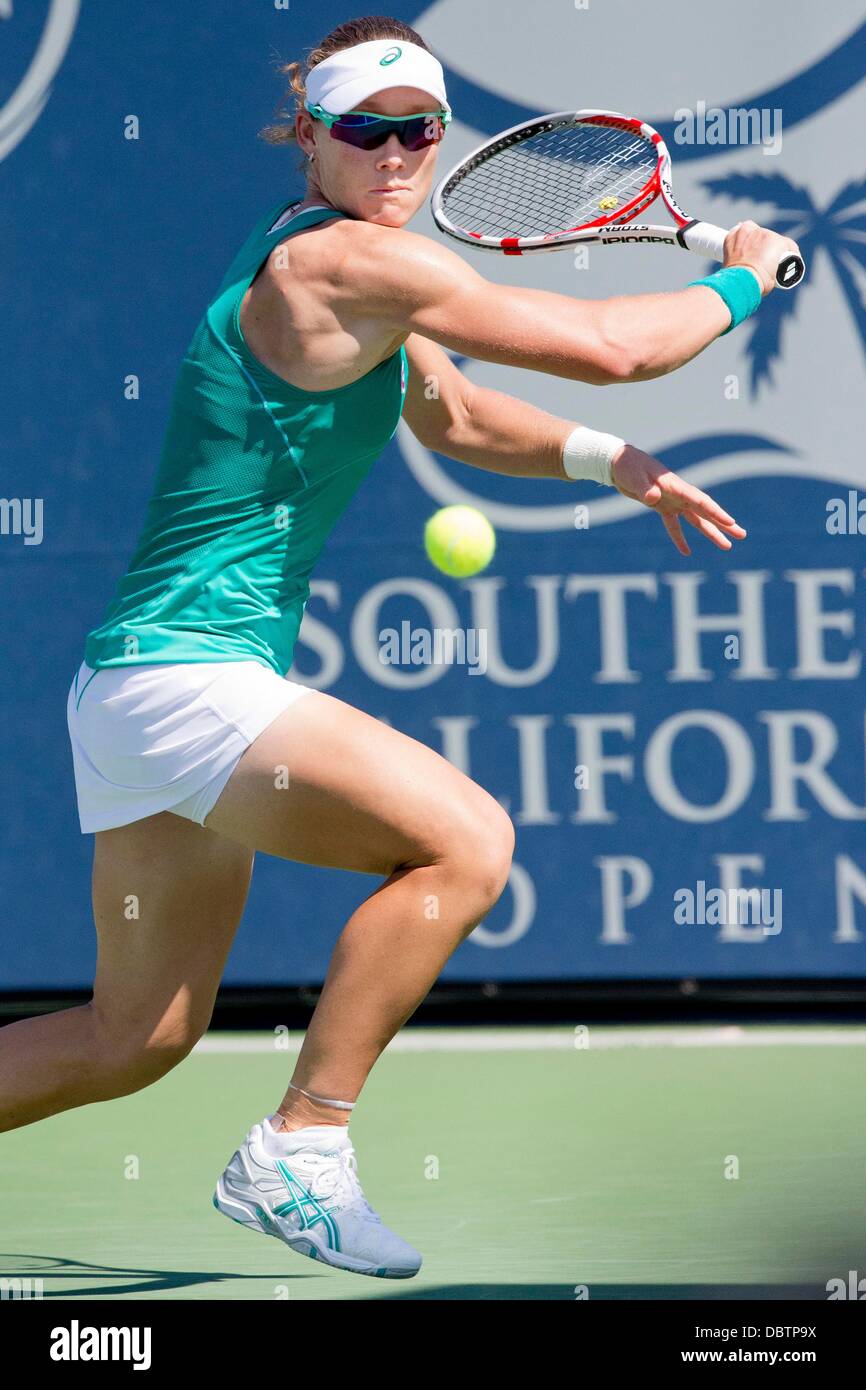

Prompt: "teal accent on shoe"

[255,1204,280,1234]
[273,1159,341,1252]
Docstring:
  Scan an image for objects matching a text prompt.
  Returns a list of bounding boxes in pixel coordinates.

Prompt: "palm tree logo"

[700,169,865,396]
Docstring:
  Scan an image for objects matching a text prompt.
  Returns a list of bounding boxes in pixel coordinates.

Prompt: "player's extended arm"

[344,221,747,386]
[402,334,746,556]
[402,333,570,477]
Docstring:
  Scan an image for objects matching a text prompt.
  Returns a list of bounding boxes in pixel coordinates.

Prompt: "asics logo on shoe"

[272,1160,342,1252]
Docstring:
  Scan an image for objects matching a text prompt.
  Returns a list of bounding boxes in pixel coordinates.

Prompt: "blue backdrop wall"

[3,0,866,987]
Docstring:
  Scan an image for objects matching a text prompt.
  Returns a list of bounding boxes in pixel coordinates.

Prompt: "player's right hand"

[722,220,802,296]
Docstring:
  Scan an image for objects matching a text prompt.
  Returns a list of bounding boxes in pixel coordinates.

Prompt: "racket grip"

[680,219,805,290]
[679,219,728,263]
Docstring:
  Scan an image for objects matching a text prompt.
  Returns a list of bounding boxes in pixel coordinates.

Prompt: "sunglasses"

[305,102,451,152]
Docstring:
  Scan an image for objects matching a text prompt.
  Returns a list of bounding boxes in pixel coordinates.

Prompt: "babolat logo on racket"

[601,232,678,244]
[380,46,402,65]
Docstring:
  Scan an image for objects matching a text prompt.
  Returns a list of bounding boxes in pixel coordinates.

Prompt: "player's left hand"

[611,444,747,556]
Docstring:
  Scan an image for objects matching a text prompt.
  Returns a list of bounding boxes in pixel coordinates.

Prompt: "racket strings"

[442,122,657,240]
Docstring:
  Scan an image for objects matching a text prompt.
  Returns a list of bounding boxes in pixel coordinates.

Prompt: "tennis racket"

[431,109,805,289]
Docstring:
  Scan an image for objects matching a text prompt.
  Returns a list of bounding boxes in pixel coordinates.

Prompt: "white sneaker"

[213,1119,422,1280]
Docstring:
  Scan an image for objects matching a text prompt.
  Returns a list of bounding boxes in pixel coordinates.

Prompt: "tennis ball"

[424,504,496,578]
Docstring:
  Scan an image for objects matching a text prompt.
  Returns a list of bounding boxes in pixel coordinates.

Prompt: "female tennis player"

[1,16,800,1279]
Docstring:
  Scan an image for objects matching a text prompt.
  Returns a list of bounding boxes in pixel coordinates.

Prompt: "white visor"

[305,39,450,117]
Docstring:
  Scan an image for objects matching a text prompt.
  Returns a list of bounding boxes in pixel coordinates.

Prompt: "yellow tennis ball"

[424,504,496,578]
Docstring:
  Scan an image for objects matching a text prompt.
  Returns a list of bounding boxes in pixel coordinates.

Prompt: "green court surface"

[2,1025,865,1301]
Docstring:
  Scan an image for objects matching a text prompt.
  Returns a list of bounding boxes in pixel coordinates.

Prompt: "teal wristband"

[687,266,763,335]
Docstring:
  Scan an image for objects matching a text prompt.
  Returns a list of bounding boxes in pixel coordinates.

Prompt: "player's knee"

[448,797,515,909]
[125,1039,195,1095]
[87,1003,202,1099]
[480,805,516,899]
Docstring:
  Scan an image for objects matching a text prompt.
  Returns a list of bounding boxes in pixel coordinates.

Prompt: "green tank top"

[84,199,408,677]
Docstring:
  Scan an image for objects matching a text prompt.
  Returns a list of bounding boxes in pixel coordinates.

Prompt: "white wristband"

[562,425,625,486]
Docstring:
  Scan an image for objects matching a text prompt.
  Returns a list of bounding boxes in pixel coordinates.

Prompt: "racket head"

[432,109,684,253]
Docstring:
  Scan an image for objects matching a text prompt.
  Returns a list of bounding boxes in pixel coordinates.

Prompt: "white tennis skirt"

[66,659,315,833]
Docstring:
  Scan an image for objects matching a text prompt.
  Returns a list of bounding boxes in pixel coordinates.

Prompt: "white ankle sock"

[262,1116,349,1155]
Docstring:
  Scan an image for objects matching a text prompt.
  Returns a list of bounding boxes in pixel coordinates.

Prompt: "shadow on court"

[0,1256,828,1300]
[0,1252,326,1299]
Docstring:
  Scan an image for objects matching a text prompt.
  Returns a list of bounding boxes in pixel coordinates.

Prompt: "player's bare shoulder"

[255,212,482,337]
[328,218,477,318]
[259,215,415,295]
[316,217,440,289]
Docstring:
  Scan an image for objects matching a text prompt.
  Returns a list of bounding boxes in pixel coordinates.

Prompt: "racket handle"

[679,219,805,290]
[678,219,727,262]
